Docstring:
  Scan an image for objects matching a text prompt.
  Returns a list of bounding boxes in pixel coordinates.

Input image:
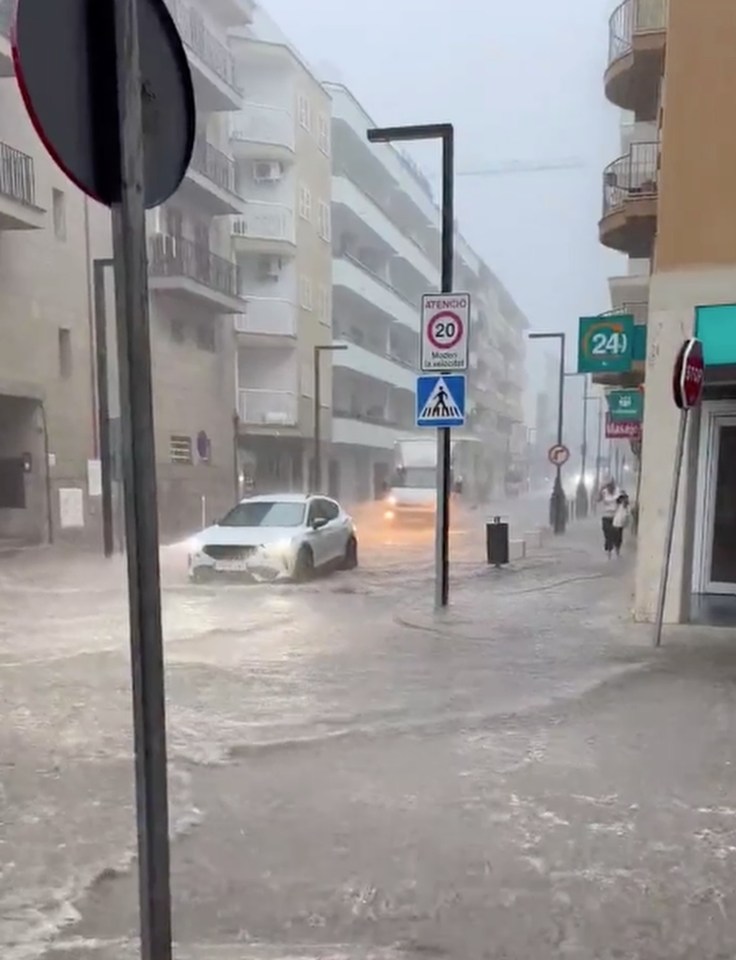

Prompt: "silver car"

[188,493,358,582]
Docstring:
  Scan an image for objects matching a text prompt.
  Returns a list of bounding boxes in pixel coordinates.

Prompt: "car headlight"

[387,495,397,507]
[188,536,203,553]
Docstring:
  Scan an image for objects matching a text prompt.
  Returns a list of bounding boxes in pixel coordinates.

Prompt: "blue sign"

[416,374,466,428]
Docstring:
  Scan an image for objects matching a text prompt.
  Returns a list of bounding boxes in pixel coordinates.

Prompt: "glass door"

[705,416,736,594]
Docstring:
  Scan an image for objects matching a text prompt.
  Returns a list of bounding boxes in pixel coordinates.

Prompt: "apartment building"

[326,82,526,505]
[0,0,253,543]
[228,27,332,495]
[600,0,736,625]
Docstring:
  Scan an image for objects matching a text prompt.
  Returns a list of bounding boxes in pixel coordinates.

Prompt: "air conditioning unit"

[253,161,283,183]
[258,255,283,281]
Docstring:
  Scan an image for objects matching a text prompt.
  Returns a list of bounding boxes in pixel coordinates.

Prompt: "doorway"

[693,403,736,605]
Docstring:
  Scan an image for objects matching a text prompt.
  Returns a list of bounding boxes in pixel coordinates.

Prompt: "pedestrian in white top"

[598,479,623,556]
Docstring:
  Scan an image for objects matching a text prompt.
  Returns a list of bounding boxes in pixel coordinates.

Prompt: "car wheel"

[341,536,358,571]
[293,545,314,582]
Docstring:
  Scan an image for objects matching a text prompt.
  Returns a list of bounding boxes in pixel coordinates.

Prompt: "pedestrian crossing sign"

[415,374,466,428]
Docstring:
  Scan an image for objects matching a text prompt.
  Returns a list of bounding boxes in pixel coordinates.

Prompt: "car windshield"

[394,467,436,489]
[219,501,305,528]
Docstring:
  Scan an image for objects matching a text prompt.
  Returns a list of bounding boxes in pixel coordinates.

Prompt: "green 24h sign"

[578,314,634,374]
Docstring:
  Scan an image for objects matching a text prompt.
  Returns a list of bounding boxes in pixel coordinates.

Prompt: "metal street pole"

[576,374,590,518]
[110,1,172,955]
[314,344,347,493]
[367,123,455,609]
[529,331,566,534]
[93,258,115,557]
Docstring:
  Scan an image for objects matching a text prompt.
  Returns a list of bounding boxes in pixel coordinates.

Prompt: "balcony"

[0,0,12,76]
[165,0,242,111]
[238,388,298,426]
[180,136,242,215]
[231,104,295,162]
[332,339,415,392]
[231,202,296,257]
[333,255,419,333]
[0,142,45,230]
[600,142,658,257]
[148,233,246,313]
[605,0,667,120]
[234,298,297,339]
[332,415,415,451]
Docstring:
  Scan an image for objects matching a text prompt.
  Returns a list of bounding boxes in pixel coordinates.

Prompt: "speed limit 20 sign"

[420,293,471,372]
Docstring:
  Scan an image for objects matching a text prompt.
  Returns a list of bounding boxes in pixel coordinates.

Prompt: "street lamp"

[313,343,347,493]
[367,123,454,610]
[529,331,566,534]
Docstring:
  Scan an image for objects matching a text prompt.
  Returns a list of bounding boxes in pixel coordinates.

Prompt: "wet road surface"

[3,500,736,959]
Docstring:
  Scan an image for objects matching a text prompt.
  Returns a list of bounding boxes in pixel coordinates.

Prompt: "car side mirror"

[312,517,329,530]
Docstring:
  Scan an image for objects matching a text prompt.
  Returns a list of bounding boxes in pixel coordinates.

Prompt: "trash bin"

[486,515,509,566]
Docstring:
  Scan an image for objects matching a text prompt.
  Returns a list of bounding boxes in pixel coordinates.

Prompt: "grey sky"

[262,0,625,441]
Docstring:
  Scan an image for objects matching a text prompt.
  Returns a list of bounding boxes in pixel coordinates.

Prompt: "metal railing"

[238,388,298,425]
[189,136,237,194]
[166,0,241,93]
[602,142,659,217]
[608,0,668,65]
[232,202,295,244]
[231,104,295,152]
[600,302,649,325]
[0,142,37,207]
[148,233,239,297]
[0,0,12,37]
[234,298,297,337]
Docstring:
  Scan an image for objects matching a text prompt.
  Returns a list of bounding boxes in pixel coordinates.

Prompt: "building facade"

[325,82,526,506]
[600,0,736,624]
[229,28,332,496]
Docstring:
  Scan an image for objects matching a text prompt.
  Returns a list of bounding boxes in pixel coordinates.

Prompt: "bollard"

[486,515,510,567]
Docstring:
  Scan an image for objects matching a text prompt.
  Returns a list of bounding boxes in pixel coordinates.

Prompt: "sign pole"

[653,410,687,648]
[93,258,115,558]
[111,0,173,955]
[435,127,454,609]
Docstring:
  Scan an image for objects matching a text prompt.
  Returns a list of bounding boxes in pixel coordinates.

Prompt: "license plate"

[215,559,250,572]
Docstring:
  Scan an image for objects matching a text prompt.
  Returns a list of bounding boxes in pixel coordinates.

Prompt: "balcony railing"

[148,233,239,297]
[189,136,237,194]
[602,142,658,217]
[0,142,37,207]
[608,0,667,65]
[231,104,295,152]
[234,298,297,337]
[166,0,241,93]
[0,0,12,36]
[232,202,295,244]
[238,388,298,426]
[601,302,649,325]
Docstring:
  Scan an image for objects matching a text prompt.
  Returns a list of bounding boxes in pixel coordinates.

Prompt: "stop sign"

[673,338,705,410]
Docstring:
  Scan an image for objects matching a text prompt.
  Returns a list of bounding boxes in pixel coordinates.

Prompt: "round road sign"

[427,310,464,351]
[12,0,195,209]
[672,338,705,410]
[548,443,570,467]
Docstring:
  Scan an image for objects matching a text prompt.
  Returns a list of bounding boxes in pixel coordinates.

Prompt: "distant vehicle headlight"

[188,536,203,553]
[387,495,397,507]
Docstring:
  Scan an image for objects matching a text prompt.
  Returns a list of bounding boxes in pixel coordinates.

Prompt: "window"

[300,275,313,311]
[318,114,330,155]
[220,500,305,528]
[52,189,66,241]
[307,498,338,525]
[298,184,312,222]
[317,200,331,242]
[196,321,216,352]
[169,435,193,464]
[58,327,72,379]
[298,94,312,131]
[171,317,186,343]
[317,284,331,325]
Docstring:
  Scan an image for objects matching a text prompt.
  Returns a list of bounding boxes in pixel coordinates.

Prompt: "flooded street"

[2,502,736,959]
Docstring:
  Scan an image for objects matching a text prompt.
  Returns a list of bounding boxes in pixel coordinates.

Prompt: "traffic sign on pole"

[420,293,471,371]
[608,388,643,422]
[416,374,466,428]
[605,416,641,440]
[577,314,634,374]
[548,443,570,467]
[672,338,705,410]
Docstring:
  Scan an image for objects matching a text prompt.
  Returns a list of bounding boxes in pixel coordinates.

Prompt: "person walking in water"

[598,479,623,557]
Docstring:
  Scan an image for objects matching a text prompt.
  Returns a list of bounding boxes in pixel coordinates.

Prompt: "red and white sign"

[672,337,705,410]
[548,443,570,467]
[420,293,471,372]
[605,416,641,440]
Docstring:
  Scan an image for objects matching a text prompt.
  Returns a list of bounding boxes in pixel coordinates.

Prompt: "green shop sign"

[578,314,634,374]
[607,388,643,422]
